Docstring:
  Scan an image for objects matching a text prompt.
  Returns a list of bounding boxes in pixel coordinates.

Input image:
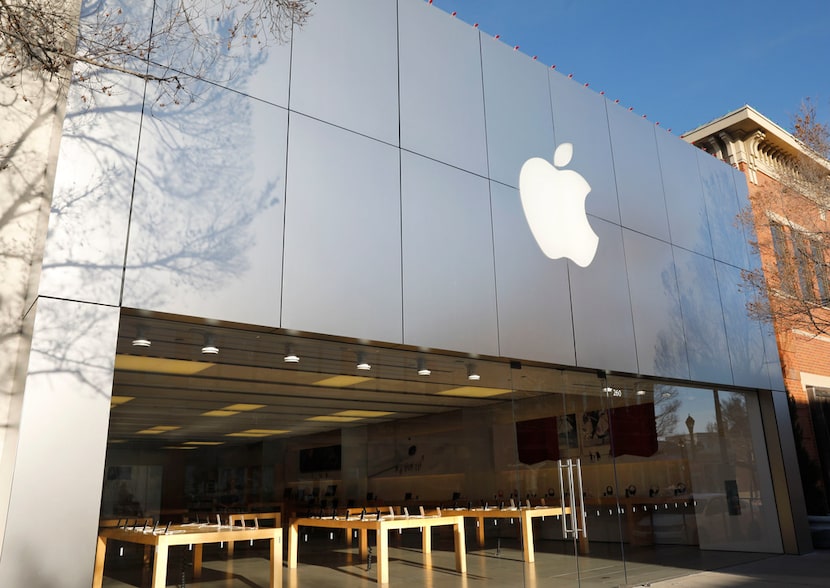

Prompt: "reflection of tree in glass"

[707,393,748,437]
[654,387,680,439]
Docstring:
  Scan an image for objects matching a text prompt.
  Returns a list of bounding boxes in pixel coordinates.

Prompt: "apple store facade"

[0,1,812,586]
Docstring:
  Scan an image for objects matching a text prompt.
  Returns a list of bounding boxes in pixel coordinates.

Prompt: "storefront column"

[0,297,118,587]
[760,389,813,553]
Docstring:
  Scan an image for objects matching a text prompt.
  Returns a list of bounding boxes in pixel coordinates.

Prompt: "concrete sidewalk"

[646,549,830,587]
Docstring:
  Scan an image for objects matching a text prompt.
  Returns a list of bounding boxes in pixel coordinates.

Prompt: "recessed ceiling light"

[312,375,373,387]
[334,410,394,418]
[115,355,215,375]
[224,403,266,412]
[131,327,151,347]
[137,425,181,434]
[437,386,510,398]
[307,415,362,423]
[284,344,300,363]
[201,410,239,417]
[201,334,218,355]
[226,429,287,437]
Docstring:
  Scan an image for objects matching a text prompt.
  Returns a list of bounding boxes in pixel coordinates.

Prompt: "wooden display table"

[288,513,466,585]
[445,505,571,562]
[92,523,282,588]
[227,512,282,557]
[585,494,693,545]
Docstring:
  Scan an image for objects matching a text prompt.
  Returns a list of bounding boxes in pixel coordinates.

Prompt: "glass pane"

[100,313,784,588]
[289,0,399,144]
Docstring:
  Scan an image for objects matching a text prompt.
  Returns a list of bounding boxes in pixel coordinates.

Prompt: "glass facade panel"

[606,102,670,240]
[491,182,576,365]
[289,0,399,144]
[570,218,638,373]
[697,151,750,269]
[673,247,733,385]
[123,98,288,326]
[656,129,713,256]
[549,72,621,224]
[282,113,403,342]
[623,229,690,380]
[715,262,770,390]
[146,0,293,107]
[398,0,488,176]
[39,71,144,306]
[480,36,556,188]
[401,152,499,356]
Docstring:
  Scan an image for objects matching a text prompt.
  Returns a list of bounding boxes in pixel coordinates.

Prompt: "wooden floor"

[98,529,775,588]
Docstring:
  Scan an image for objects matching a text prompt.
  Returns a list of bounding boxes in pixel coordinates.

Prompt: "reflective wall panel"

[606,103,670,240]
[0,299,117,587]
[147,0,292,108]
[673,247,733,385]
[490,182,576,365]
[697,150,750,269]
[481,36,555,188]
[716,262,770,389]
[39,71,143,307]
[123,98,287,326]
[623,229,689,380]
[549,72,620,224]
[282,114,403,343]
[570,218,638,373]
[398,0,488,176]
[290,0,399,145]
[401,152,499,356]
[732,168,755,267]
[656,128,713,256]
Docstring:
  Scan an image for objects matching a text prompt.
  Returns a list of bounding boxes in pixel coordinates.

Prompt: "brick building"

[685,105,830,514]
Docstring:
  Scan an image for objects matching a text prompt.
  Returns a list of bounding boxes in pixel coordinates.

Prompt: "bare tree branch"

[2,0,315,101]
[740,98,830,337]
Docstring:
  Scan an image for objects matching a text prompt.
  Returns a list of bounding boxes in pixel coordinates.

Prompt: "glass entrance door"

[508,366,627,588]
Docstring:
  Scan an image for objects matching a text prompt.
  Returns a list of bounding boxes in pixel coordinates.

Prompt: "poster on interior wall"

[367,433,461,478]
[299,445,342,473]
[581,409,611,448]
[608,403,659,458]
[516,416,560,465]
[558,414,579,450]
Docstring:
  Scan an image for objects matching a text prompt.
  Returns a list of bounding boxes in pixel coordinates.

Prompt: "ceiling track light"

[356,352,371,371]
[283,344,299,364]
[131,327,151,347]
[467,363,480,381]
[417,358,431,376]
[201,334,218,355]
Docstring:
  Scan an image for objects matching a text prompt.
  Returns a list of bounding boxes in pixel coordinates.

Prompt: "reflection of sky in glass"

[655,384,715,437]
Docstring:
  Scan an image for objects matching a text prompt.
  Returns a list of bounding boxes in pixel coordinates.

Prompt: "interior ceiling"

[110,311,621,450]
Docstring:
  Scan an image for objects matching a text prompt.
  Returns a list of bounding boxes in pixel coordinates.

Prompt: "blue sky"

[428,0,830,137]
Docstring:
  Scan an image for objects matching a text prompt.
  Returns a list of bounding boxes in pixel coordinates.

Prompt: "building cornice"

[681,105,830,187]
